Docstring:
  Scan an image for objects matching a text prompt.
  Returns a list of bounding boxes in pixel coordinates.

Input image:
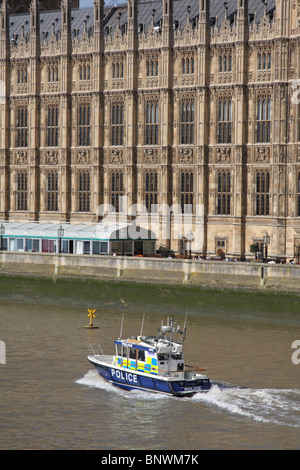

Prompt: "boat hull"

[88,356,211,396]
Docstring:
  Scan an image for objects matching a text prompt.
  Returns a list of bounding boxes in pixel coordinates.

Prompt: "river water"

[0,294,300,450]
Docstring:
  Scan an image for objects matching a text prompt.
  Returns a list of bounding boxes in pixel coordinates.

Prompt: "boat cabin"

[113,335,185,378]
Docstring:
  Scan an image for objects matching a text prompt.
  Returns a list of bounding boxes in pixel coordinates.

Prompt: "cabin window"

[138,350,145,361]
[129,347,136,359]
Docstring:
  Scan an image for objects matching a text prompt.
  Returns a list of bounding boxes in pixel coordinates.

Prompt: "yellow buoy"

[84,309,99,329]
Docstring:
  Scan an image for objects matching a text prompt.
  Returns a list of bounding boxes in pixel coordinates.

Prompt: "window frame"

[255,170,270,216]
[218,97,232,144]
[145,170,158,213]
[16,171,28,211]
[16,107,28,148]
[181,97,195,145]
[180,171,194,214]
[47,171,59,212]
[217,170,231,215]
[78,170,90,212]
[145,101,159,146]
[78,104,91,147]
[111,171,124,213]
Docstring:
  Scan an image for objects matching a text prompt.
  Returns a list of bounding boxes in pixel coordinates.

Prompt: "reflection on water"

[0,297,300,450]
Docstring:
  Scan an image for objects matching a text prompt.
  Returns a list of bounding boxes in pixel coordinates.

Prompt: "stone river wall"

[0,252,299,292]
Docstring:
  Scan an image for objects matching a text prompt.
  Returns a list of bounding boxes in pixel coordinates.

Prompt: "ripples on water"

[1,293,300,450]
[77,369,300,429]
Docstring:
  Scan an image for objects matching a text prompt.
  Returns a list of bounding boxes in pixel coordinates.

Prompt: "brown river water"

[0,297,300,450]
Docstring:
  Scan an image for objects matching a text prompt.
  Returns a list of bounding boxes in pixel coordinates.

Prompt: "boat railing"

[185,364,207,372]
[89,344,104,356]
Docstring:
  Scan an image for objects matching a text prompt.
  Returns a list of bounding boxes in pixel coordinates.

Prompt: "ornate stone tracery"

[0,0,298,259]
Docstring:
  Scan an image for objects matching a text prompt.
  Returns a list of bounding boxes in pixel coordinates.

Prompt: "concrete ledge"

[0,251,299,291]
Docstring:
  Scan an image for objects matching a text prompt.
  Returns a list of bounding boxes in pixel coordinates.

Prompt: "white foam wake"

[76,369,115,391]
[76,369,168,400]
[76,371,300,427]
[192,383,300,427]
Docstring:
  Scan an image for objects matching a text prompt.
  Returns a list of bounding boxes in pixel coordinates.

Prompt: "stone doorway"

[215,238,227,259]
[295,239,300,263]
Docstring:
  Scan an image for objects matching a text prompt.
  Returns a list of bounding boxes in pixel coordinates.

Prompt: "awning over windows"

[0,221,156,255]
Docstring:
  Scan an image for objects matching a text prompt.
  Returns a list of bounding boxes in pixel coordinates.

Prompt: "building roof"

[8,0,276,42]
[2,221,156,241]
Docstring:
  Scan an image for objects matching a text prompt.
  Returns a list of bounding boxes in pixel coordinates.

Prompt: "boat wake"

[76,369,116,392]
[76,369,168,400]
[77,371,300,428]
[192,382,300,428]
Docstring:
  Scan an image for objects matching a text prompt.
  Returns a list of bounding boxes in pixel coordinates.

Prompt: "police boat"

[87,314,211,396]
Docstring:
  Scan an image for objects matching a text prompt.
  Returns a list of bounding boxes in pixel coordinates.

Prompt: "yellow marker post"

[84,309,99,329]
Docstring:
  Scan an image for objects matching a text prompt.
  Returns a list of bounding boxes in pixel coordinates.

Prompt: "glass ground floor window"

[42,239,57,253]
[25,239,40,252]
[92,241,108,255]
[9,238,24,251]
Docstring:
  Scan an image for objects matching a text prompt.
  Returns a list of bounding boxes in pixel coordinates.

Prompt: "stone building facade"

[6,0,79,14]
[0,0,299,259]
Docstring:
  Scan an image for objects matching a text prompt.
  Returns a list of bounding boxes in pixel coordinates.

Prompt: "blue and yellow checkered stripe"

[114,356,158,375]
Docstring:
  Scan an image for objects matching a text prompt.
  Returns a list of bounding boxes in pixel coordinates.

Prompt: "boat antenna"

[167,314,174,376]
[119,314,124,339]
[140,313,145,336]
[183,309,188,341]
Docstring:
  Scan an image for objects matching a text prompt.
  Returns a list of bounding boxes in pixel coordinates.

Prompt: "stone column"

[93,0,105,220]
[232,0,249,259]
[0,1,10,219]
[125,0,138,214]
[60,0,72,220]
[160,0,173,250]
[28,0,41,220]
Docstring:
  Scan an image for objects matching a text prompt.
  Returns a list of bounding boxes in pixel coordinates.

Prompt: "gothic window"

[78,171,90,212]
[47,107,59,147]
[217,171,231,215]
[17,68,27,84]
[111,103,124,146]
[145,101,159,145]
[47,172,58,212]
[79,64,91,81]
[181,98,194,145]
[255,170,270,216]
[16,171,27,211]
[145,171,158,212]
[218,97,232,144]
[182,57,194,75]
[16,107,28,147]
[48,66,58,82]
[219,54,232,72]
[112,61,124,79]
[180,171,194,214]
[146,59,158,77]
[257,95,271,143]
[258,52,271,70]
[78,104,91,146]
[111,171,124,213]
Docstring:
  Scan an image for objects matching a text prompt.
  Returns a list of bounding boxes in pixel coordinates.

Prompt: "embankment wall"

[0,252,299,291]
